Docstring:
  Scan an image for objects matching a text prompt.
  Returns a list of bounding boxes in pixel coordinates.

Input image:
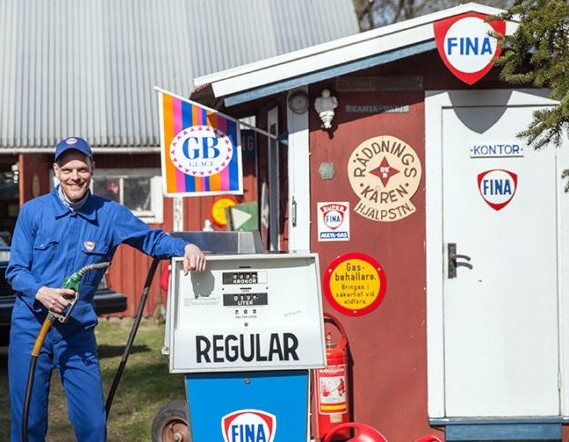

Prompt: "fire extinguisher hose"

[323,312,348,350]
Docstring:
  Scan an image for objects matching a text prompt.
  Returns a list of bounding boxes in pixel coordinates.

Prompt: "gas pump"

[154,231,326,442]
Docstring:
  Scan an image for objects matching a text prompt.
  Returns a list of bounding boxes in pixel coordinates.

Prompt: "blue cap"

[54,137,93,161]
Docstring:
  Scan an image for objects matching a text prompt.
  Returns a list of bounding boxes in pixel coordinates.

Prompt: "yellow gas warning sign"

[324,252,386,316]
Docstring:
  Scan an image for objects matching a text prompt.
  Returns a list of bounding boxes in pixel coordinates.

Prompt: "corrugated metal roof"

[0,0,358,152]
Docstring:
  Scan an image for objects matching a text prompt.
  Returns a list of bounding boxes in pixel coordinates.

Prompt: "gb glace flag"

[157,88,243,196]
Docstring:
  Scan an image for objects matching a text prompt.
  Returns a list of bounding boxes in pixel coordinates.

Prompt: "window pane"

[88,168,162,223]
[123,177,151,211]
[94,179,121,203]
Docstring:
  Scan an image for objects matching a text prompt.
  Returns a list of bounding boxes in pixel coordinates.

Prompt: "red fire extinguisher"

[313,312,351,441]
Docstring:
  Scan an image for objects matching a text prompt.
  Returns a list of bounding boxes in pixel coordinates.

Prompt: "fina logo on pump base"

[222,409,276,442]
[434,12,506,85]
[478,169,517,211]
[170,125,233,177]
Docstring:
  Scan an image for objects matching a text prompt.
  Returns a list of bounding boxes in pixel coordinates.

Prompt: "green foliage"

[496,0,569,150]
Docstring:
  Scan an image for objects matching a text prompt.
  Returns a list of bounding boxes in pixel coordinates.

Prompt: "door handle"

[448,243,472,279]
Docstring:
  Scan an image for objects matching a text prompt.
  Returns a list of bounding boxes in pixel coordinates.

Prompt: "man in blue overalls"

[7,137,207,441]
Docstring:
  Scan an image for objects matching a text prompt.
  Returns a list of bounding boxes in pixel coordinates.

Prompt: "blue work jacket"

[6,186,187,336]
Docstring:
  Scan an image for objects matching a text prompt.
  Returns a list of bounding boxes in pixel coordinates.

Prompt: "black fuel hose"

[105,257,160,420]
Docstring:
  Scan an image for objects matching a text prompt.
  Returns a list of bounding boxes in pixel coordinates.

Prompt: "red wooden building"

[189,3,569,441]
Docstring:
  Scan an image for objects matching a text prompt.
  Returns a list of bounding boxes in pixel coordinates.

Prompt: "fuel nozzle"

[50,262,111,323]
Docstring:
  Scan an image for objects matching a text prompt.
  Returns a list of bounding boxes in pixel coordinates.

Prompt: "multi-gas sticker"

[317,202,350,241]
[222,409,276,442]
[434,12,506,85]
[348,135,422,222]
[478,169,517,211]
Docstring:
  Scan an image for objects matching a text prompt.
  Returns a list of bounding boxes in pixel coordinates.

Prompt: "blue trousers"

[9,304,106,442]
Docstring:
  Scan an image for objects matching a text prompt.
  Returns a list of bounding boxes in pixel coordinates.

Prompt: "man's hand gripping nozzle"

[33,261,112,355]
[48,262,112,323]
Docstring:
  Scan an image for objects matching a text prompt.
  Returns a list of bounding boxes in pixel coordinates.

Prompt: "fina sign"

[434,12,506,85]
[478,169,518,211]
[222,409,276,442]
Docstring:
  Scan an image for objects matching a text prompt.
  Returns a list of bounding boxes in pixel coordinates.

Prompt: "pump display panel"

[168,253,326,373]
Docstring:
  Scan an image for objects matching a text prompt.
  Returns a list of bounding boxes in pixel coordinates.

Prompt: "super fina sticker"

[222,409,276,442]
[317,202,350,241]
[348,135,422,222]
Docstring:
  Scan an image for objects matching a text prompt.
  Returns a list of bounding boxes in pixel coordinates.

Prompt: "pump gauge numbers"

[223,293,268,307]
[222,271,267,285]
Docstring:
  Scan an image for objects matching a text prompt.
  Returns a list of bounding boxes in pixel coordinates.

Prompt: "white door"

[441,104,560,417]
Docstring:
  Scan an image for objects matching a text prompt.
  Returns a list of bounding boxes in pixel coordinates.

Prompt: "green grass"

[0,318,186,441]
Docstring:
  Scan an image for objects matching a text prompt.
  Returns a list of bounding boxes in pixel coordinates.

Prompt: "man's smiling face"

[53,150,94,202]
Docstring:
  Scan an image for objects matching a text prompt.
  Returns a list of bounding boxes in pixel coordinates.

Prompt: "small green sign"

[226,202,258,231]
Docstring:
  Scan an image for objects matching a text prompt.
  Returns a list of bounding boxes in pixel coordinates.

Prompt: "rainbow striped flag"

[158,89,243,196]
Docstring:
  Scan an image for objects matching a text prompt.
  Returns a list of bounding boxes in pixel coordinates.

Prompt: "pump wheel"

[151,400,192,442]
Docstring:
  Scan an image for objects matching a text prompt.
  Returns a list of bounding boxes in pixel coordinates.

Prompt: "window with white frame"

[51,168,164,224]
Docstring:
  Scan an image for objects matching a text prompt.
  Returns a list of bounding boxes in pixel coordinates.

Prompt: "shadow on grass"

[98,343,151,358]
[104,359,184,404]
